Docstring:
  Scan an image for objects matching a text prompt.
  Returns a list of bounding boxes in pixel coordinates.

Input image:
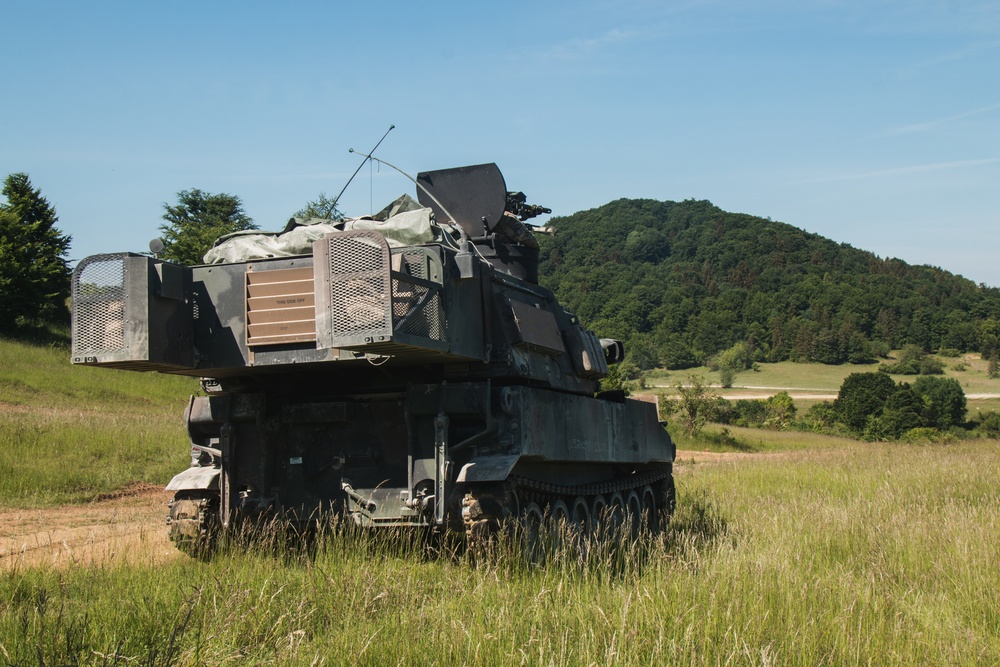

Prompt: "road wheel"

[590,494,609,539]
[640,484,659,534]
[570,496,592,537]
[520,501,546,564]
[624,489,642,541]
[607,492,626,539]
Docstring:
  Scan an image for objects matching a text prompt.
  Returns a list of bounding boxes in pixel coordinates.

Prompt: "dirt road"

[717,391,1000,401]
[0,484,182,571]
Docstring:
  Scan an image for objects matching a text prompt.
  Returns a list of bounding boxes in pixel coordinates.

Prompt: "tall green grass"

[0,336,195,506]
[2,439,997,665]
[2,334,997,664]
[0,336,195,411]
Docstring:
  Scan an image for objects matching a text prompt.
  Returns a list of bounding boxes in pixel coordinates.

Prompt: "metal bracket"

[434,412,449,526]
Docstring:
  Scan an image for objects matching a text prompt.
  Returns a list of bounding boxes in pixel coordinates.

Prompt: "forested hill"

[536,198,1000,368]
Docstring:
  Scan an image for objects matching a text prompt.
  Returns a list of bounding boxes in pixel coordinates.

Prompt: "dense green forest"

[537,199,1000,368]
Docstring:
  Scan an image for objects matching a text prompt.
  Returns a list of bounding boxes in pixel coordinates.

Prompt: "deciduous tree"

[295,193,343,221]
[912,376,966,429]
[834,372,896,433]
[661,375,718,437]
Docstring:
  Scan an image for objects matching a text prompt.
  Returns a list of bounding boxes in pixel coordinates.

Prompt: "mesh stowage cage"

[72,254,127,356]
[326,233,391,338]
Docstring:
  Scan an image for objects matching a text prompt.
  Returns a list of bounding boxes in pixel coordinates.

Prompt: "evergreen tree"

[159,189,257,265]
[0,173,72,330]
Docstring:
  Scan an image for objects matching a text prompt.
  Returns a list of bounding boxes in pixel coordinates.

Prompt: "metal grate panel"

[391,249,444,340]
[314,232,449,353]
[72,255,127,356]
[326,233,391,339]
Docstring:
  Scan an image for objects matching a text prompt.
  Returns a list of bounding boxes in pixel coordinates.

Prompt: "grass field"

[2,436,998,665]
[2,335,999,665]
[0,335,196,506]
[644,352,1000,414]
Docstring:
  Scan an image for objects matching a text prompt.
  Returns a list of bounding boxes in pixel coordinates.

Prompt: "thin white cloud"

[540,27,643,62]
[921,39,1000,66]
[801,157,1000,183]
[887,101,1000,135]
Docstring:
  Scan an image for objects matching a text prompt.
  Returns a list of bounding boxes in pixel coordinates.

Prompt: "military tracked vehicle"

[70,163,675,554]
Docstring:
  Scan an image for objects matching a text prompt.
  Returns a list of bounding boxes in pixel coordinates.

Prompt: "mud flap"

[165,466,220,492]
[456,454,520,483]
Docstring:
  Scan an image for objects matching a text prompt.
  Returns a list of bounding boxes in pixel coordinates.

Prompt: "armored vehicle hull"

[70,164,675,553]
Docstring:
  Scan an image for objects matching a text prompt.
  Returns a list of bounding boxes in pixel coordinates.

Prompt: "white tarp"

[202,194,449,264]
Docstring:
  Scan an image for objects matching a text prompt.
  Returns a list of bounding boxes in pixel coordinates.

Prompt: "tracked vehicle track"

[461,469,674,545]
[166,491,218,557]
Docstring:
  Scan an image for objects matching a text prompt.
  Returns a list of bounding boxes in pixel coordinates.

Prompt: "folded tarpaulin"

[202,194,452,264]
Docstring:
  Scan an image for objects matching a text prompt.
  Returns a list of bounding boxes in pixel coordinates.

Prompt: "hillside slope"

[0,335,196,507]
[538,199,1000,367]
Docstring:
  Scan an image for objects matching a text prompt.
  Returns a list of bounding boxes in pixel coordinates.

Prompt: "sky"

[2,0,998,285]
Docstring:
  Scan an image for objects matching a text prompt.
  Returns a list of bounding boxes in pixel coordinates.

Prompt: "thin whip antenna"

[331,124,394,212]
[347,150,469,243]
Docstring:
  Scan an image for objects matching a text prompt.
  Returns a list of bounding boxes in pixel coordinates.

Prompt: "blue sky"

[3,1,998,285]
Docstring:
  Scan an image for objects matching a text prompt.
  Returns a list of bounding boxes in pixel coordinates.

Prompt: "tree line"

[659,368,997,442]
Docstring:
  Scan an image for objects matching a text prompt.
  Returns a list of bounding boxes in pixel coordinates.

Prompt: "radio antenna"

[330,124,394,211]
[348,150,469,244]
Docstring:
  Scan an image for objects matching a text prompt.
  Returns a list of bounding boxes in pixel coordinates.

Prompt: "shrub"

[898,344,926,363]
[835,372,897,433]
[974,411,1000,438]
[900,427,948,443]
[879,360,920,375]
[723,399,766,427]
[661,375,718,437]
[912,376,967,429]
[763,391,796,429]
[918,357,945,375]
[880,344,945,375]
[868,340,891,359]
[804,401,839,429]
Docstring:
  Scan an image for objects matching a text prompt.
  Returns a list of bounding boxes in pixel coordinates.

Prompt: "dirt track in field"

[0,484,183,571]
